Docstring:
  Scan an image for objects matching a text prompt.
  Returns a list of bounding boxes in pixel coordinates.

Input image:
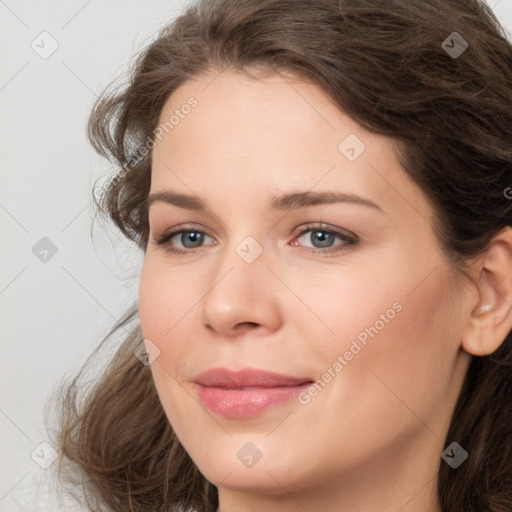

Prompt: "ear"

[462,226,512,356]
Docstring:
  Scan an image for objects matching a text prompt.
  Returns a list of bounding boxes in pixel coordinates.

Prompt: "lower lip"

[196,383,312,419]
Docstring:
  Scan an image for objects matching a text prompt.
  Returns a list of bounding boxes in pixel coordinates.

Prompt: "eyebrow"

[145,190,385,213]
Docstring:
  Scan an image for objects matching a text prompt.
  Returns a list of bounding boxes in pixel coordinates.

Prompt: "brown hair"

[46,0,512,510]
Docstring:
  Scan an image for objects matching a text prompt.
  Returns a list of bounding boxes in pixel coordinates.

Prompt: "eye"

[291,224,357,253]
[152,223,357,255]
[153,227,216,253]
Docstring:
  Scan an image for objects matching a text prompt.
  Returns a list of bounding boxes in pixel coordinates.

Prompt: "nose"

[201,248,282,337]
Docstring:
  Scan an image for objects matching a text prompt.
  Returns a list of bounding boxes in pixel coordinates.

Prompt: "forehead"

[155,68,375,158]
[150,69,432,223]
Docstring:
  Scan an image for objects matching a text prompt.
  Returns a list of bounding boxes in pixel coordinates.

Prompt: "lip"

[194,367,314,419]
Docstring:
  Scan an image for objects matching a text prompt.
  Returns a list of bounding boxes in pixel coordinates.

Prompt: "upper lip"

[194,367,313,388]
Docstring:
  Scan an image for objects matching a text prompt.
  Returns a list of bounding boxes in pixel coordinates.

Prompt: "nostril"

[236,322,259,330]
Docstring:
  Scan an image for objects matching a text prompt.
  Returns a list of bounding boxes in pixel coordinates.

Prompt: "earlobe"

[462,227,512,357]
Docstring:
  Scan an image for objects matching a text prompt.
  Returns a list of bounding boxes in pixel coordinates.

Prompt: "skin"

[138,68,512,512]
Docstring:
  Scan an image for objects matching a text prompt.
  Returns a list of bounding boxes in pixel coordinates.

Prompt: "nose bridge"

[200,234,280,334]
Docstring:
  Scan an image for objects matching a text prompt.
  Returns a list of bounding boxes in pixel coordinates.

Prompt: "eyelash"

[153,223,358,256]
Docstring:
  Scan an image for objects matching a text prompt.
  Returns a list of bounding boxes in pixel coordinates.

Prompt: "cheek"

[333,265,461,436]
[138,257,199,341]
[138,260,203,431]
[138,256,217,378]
[292,256,462,424]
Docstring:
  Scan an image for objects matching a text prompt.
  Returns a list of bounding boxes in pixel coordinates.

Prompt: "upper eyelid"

[152,223,213,239]
[156,224,351,237]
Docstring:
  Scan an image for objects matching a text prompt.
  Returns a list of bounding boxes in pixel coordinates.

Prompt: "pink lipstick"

[194,367,313,419]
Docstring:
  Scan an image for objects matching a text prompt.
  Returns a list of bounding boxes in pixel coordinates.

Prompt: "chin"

[187,436,307,494]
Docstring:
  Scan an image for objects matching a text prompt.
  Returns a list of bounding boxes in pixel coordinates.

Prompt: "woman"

[48,0,512,510]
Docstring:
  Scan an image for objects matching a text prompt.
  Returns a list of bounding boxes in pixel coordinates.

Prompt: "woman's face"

[138,69,473,507]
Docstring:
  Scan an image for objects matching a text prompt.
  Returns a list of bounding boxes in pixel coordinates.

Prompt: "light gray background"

[1,1,511,510]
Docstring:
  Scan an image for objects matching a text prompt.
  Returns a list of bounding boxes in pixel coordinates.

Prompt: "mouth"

[194,367,313,388]
[194,367,315,419]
